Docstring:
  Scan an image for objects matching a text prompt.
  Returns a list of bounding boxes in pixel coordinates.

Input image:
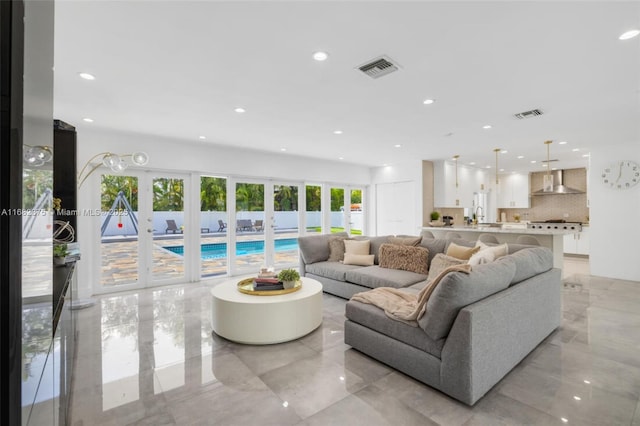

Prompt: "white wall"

[75,127,372,297]
[589,143,640,282]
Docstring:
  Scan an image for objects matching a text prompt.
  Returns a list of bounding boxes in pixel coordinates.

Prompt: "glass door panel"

[151,176,186,281]
[272,184,300,269]
[100,174,140,288]
[234,182,265,272]
[305,184,322,234]
[200,176,227,278]
[330,187,345,233]
[349,188,363,235]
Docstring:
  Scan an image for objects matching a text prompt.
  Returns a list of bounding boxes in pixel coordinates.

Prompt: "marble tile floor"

[69,256,640,426]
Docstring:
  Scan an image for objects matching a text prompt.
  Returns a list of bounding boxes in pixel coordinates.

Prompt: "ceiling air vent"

[514,109,543,119]
[357,56,400,79]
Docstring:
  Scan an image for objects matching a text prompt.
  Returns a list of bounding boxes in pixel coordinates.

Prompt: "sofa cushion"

[446,242,481,260]
[328,236,350,262]
[346,265,427,289]
[353,235,391,264]
[388,236,422,247]
[419,238,449,266]
[419,258,517,340]
[305,261,363,282]
[343,253,375,266]
[427,253,466,282]
[378,243,429,275]
[298,232,348,264]
[346,300,445,358]
[344,239,370,255]
[499,247,553,285]
[475,240,508,259]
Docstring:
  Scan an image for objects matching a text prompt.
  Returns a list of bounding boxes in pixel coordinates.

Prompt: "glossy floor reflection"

[69,256,640,425]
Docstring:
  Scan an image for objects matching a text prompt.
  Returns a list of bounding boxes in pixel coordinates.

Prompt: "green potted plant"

[53,243,69,266]
[278,268,300,289]
[430,211,440,221]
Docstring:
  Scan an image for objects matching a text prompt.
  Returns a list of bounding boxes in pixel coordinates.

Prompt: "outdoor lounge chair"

[217,220,227,232]
[254,219,264,232]
[165,219,182,234]
[236,219,253,232]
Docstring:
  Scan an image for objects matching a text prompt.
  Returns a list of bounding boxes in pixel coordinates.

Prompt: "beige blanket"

[350,264,472,326]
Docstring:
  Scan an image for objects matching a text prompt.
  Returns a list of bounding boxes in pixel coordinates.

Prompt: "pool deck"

[101,230,306,287]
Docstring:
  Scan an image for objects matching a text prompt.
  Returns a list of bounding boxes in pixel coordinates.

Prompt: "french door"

[98,171,191,293]
[229,178,302,276]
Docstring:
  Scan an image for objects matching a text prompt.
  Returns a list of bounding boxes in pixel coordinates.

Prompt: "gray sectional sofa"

[297,233,562,405]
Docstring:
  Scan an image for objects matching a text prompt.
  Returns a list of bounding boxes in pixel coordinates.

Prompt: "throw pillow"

[419,257,517,340]
[378,243,429,275]
[467,249,495,266]
[446,242,480,261]
[327,236,350,262]
[475,240,508,259]
[388,236,422,247]
[298,232,348,264]
[343,253,375,266]
[344,239,370,255]
[427,253,466,282]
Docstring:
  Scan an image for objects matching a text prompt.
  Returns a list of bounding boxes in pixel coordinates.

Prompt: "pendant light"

[543,140,553,192]
[453,155,460,188]
[493,148,500,185]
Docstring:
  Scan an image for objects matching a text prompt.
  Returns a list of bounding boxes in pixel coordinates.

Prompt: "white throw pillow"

[344,239,370,255]
[475,241,508,259]
[468,249,496,266]
[343,253,375,266]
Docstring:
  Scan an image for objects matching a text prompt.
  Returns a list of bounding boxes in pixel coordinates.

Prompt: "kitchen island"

[422,225,579,268]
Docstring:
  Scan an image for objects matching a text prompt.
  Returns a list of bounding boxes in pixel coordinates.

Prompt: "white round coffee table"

[210,276,323,344]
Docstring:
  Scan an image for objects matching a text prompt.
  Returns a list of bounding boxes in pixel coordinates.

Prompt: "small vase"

[283,280,296,289]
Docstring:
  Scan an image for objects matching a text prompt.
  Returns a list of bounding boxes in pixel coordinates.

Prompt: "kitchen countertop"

[422,225,579,235]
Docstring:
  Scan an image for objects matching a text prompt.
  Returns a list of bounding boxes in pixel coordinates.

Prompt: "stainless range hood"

[532,170,585,195]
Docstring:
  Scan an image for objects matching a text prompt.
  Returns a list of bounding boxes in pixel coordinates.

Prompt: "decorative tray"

[237,277,302,296]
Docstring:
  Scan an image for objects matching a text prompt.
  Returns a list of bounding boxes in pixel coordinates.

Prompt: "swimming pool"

[164,238,299,260]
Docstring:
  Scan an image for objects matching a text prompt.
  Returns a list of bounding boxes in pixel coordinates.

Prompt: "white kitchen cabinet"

[434,161,488,208]
[563,227,590,255]
[497,173,530,208]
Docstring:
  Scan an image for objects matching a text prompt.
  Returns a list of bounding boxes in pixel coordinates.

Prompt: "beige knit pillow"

[378,243,429,275]
[344,239,370,255]
[343,253,375,266]
[427,253,467,282]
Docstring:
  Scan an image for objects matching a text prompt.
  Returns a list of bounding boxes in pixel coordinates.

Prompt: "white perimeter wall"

[588,143,640,282]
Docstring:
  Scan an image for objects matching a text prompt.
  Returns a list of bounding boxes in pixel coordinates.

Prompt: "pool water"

[164,238,298,260]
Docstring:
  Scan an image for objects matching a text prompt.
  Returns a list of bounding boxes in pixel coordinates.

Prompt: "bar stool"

[478,234,499,244]
[516,235,540,246]
[445,232,462,240]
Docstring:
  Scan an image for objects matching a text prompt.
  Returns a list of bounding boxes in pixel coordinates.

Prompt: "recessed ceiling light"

[423,99,435,105]
[573,396,581,401]
[552,167,558,170]
[582,154,590,157]
[338,157,344,160]
[501,150,508,154]
[469,162,476,165]
[619,29,640,40]
[483,125,492,129]
[394,144,401,148]
[234,107,246,113]
[517,155,524,159]
[584,380,591,384]
[198,135,206,140]
[561,418,568,424]
[542,164,548,167]
[499,168,505,172]
[530,160,537,164]
[78,72,95,80]
[313,51,329,61]
[333,130,343,135]
[559,141,568,145]
[485,165,491,169]
[82,117,94,123]
[572,148,579,152]
[382,163,388,167]
[280,148,287,152]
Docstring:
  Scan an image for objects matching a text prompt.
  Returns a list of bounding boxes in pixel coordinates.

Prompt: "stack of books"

[253,276,283,291]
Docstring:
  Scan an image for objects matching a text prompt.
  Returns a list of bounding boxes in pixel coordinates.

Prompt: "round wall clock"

[601,160,640,189]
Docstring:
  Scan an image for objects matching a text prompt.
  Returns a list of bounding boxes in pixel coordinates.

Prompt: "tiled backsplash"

[499,168,589,223]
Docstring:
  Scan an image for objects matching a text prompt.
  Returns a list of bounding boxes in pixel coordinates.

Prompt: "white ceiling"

[53,1,640,173]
